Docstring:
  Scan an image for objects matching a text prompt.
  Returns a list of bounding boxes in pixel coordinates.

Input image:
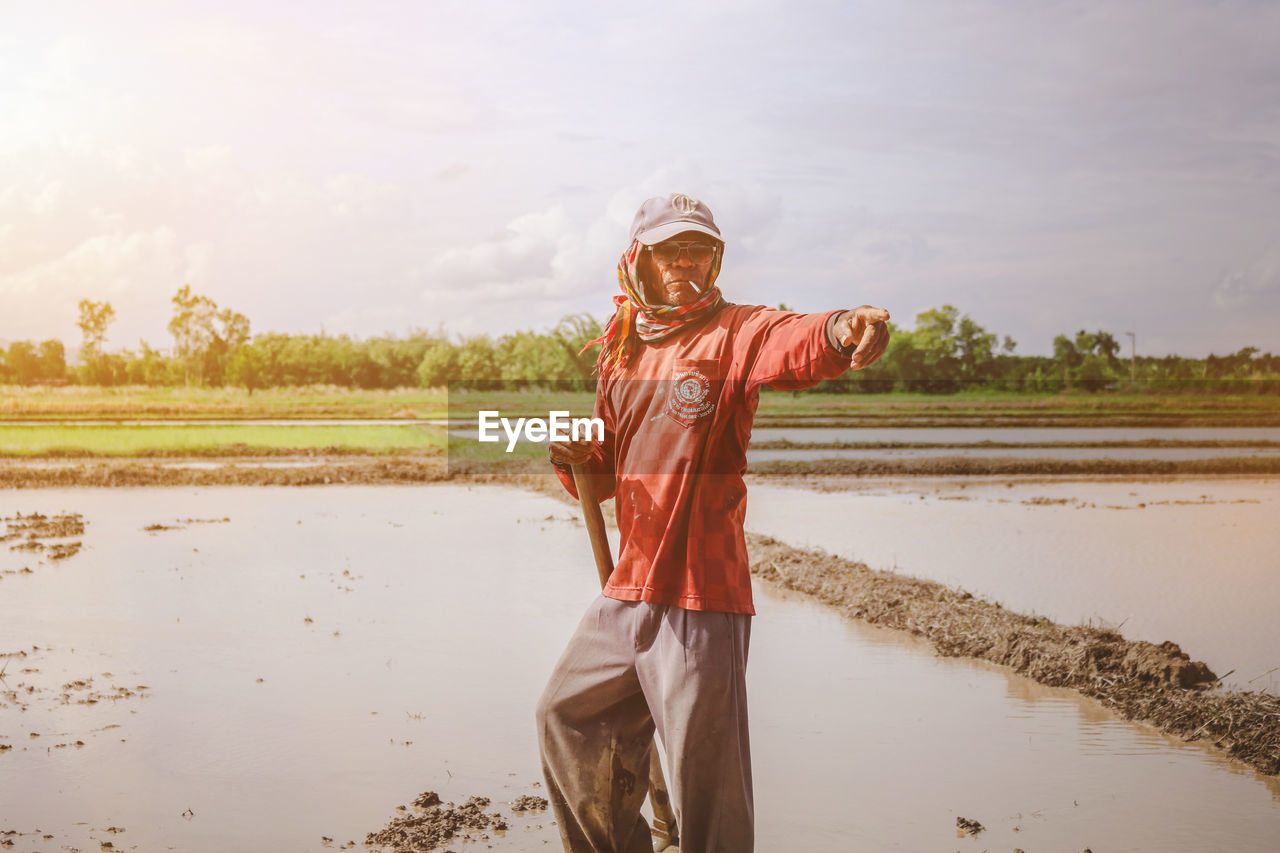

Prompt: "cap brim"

[635,221,723,245]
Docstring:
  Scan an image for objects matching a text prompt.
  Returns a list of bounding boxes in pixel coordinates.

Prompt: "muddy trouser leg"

[537,596,656,853]
[637,605,753,853]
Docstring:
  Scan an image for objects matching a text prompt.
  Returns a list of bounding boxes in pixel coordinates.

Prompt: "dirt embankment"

[0,458,453,488]
[753,414,1280,429]
[750,438,1280,450]
[3,454,1280,488]
[0,445,435,459]
[745,533,1280,777]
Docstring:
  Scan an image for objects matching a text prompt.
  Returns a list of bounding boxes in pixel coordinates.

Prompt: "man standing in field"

[538,193,889,852]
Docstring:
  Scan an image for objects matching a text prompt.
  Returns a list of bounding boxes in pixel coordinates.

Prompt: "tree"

[124,341,178,386]
[550,313,605,380]
[6,341,39,385]
[77,299,117,384]
[1093,331,1121,366]
[902,305,1000,390]
[1052,335,1081,387]
[167,285,250,386]
[416,340,459,388]
[77,299,116,352]
[226,342,269,394]
[1053,329,1126,391]
[37,339,67,383]
[955,313,997,380]
[455,337,500,388]
[1073,330,1096,357]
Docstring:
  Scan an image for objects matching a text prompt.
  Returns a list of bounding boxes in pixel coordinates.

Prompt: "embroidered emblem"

[666,366,715,425]
[670,193,699,216]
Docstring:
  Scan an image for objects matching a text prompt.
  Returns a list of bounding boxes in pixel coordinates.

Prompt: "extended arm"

[743,304,891,393]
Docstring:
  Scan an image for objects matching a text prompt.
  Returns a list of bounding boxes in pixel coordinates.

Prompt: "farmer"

[537,193,889,852]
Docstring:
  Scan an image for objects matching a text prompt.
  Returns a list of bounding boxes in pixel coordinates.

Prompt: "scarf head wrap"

[582,239,726,374]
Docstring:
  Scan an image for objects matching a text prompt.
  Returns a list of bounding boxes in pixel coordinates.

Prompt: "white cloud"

[30,180,64,216]
[1214,242,1280,311]
[183,145,233,173]
[2,0,1278,357]
[0,226,207,346]
[423,206,577,292]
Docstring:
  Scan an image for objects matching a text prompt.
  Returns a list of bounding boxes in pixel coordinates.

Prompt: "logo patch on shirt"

[666,365,715,426]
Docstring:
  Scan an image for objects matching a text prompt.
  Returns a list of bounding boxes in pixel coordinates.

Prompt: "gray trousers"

[536,595,754,853]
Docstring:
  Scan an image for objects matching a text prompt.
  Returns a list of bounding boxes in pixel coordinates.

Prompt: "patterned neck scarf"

[582,239,726,374]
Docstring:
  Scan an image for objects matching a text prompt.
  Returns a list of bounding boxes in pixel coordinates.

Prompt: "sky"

[2,0,1278,357]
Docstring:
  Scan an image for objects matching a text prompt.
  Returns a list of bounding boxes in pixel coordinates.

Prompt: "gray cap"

[628,193,723,245]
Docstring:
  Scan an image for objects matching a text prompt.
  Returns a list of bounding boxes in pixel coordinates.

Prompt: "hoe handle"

[572,463,615,587]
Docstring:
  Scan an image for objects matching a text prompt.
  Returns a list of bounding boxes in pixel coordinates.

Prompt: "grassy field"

[445,388,1280,427]
[3,384,1279,426]
[0,385,449,420]
[0,424,445,456]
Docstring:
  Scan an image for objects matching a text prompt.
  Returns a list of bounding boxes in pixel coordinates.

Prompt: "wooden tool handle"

[570,463,614,588]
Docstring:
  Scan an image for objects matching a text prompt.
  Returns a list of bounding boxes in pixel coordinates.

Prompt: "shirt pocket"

[663,358,721,429]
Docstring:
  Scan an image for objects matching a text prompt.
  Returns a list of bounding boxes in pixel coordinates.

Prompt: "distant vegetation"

[2,288,1276,393]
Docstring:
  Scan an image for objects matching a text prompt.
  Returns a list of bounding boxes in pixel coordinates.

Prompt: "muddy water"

[747,478,1280,693]
[751,426,1280,444]
[747,445,1280,462]
[1,485,1279,852]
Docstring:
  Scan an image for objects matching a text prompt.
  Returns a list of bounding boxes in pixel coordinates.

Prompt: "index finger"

[853,305,890,323]
[850,322,883,365]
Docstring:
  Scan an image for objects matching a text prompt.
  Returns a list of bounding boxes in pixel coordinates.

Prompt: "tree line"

[1,288,1276,393]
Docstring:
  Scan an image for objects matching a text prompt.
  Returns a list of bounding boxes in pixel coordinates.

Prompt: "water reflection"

[747,478,1280,693]
[1,485,1278,851]
[748,445,1280,462]
[751,426,1280,444]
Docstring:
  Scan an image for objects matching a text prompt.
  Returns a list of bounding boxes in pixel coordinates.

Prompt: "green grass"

[0,424,446,456]
[751,389,1280,417]
[4,384,1278,424]
[0,385,448,420]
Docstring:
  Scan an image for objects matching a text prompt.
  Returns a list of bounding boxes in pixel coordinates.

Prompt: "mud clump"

[46,542,82,560]
[365,793,507,852]
[510,794,549,812]
[1,512,85,539]
[746,532,1280,777]
[1,513,85,566]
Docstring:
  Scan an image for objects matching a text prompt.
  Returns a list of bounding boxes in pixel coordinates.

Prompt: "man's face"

[642,232,719,306]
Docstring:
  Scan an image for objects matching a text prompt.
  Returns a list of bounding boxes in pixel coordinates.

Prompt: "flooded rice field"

[750,426,1280,444]
[2,485,1279,851]
[747,445,1280,462]
[747,478,1280,694]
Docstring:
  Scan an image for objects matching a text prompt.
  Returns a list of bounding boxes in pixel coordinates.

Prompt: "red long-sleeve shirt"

[556,305,853,615]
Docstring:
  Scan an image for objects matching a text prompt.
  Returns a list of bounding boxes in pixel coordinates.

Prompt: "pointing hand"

[833,306,891,369]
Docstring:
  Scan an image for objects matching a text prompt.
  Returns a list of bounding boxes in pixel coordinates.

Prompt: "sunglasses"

[648,241,718,264]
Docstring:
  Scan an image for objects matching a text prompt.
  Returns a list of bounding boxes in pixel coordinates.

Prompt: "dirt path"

[3,454,1280,488]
